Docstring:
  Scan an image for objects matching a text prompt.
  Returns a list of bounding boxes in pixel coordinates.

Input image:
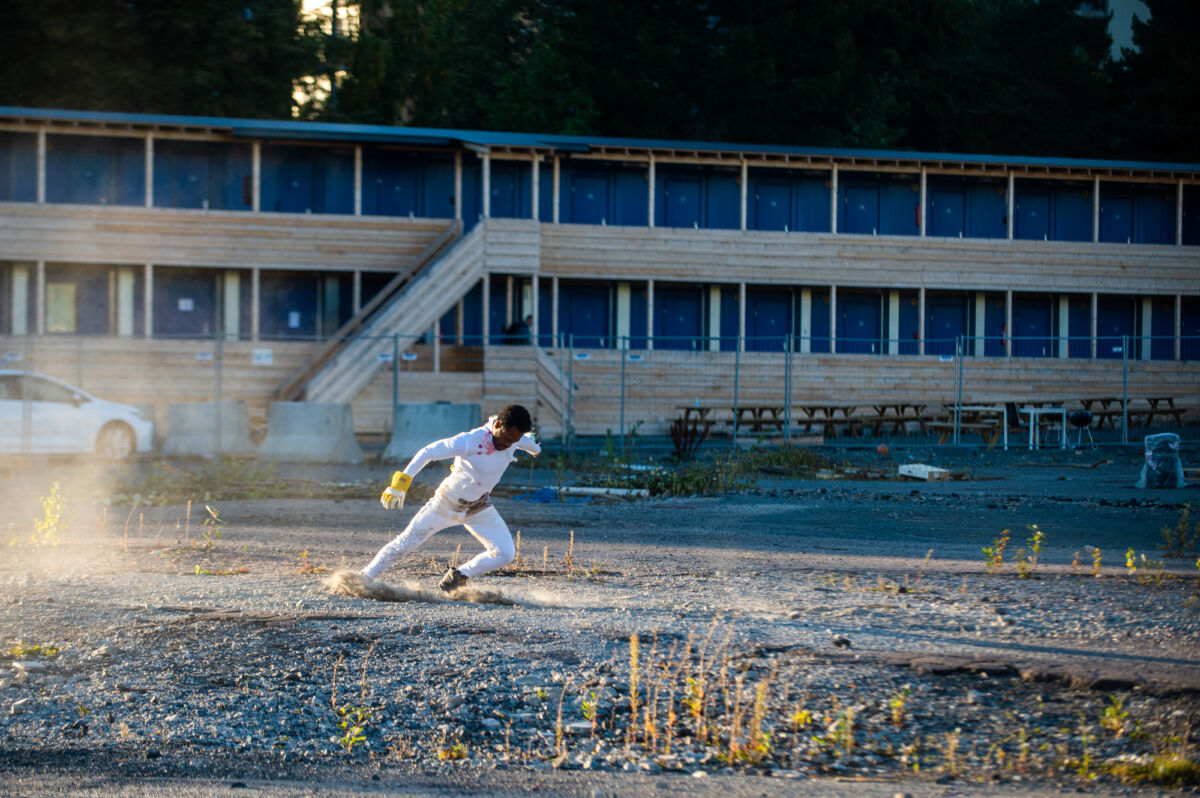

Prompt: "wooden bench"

[928,421,1001,447]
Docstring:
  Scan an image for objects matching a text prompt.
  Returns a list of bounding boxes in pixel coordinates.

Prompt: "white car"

[0,370,155,458]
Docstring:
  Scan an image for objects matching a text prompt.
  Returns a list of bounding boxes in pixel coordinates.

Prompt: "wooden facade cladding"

[0,202,452,272]
[535,222,1200,294]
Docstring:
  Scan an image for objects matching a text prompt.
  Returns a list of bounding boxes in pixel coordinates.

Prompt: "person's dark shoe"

[439,567,468,592]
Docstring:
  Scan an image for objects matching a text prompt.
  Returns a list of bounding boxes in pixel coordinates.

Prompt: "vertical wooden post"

[144,264,154,338]
[829,164,838,233]
[145,132,154,208]
[646,279,655,351]
[482,273,491,347]
[917,287,926,355]
[647,154,656,228]
[1092,175,1101,243]
[251,267,261,342]
[251,141,261,212]
[352,270,361,315]
[738,282,746,353]
[1174,294,1182,360]
[1090,292,1098,359]
[35,261,45,335]
[918,167,927,237]
[454,152,463,221]
[1176,180,1184,247]
[36,129,46,204]
[481,153,491,219]
[1004,289,1013,357]
[829,285,837,353]
[551,276,559,344]
[552,157,560,224]
[531,156,540,221]
[1006,173,1015,241]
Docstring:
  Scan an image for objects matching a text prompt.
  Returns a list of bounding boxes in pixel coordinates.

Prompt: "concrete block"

[384,403,481,462]
[163,401,256,457]
[259,402,364,464]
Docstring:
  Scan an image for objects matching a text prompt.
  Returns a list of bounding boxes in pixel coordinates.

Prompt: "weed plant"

[31,482,66,547]
[1160,504,1198,557]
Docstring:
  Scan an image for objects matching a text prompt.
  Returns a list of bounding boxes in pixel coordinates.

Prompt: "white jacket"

[402,419,541,501]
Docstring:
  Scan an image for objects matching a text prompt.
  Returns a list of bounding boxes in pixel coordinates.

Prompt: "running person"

[361,404,540,592]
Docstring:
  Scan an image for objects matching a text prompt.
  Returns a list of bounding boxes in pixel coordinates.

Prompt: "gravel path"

[1,449,1198,797]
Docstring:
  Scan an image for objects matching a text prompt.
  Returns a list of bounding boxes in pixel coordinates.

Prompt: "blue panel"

[1096,298,1134,359]
[720,290,739,351]
[795,177,830,232]
[613,170,648,226]
[1150,298,1174,360]
[460,159,481,230]
[879,180,919,236]
[562,285,609,348]
[488,279,508,346]
[46,135,144,206]
[1012,296,1053,358]
[1053,184,1092,242]
[537,282,554,346]
[538,168,554,222]
[154,141,208,209]
[809,290,831,352]
[1068,296,1091,359]
[1135,187,1174,245]
[489,161,525,219]
[569,174,608,224]
[629,285,648,349]
[925,294,967,355]
[984,294,1006,356]
[928,189,965,238]
[424,158,456,219]
[154,270,218,338]
[656,287,703,349]
[837,292,881,353]
[260,272,318,339]
[1182,297,1200,360]
[1184,186,1200,246]
[897,292,919,355]
[0,132,37,202]
[362,150,418,217]
[1015,191,1050,240]
[275,158,313,213]
[1100,193,1134,243]
[752,179,790,230]
[966,183,1008,239]
[747,291,789,351]
[706,172,740,230]
[461,283,483,343]
[319,149,355,214]
[663,177,701,229]
[841,185,879,234]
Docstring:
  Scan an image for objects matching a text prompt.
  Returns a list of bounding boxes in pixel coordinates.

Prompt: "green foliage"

[1160,503,1198,557]
[983,530,1010,573]
[31,482,66,547]
[579,457,753,497]
[6,641,61,658]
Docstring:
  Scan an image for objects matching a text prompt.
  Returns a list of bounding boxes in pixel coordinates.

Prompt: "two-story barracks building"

[1,106,1198,435]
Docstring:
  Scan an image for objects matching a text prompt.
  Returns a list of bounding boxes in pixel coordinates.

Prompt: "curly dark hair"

[496,404,533,433]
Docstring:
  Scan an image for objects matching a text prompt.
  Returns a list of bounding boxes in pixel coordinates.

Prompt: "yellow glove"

[380,471,413,510]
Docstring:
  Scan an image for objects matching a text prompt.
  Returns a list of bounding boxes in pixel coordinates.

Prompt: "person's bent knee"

[494,539,516,568]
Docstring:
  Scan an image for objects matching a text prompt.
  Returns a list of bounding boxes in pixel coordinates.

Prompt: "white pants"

[362,492,515,580]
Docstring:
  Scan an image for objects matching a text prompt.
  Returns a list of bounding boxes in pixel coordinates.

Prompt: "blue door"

[747,292,789,351]
[984,295,1006,356]
[656,288,703,350]
[1100,195,1134,243]
[1068,297,1091,359]
[277,160,312,213]
[490,163,520,218]
[1097,299,1134,359]
[562,286,609,348]
[753,181,790,230]
[898,292,919,355]
[369,161,418,216]
[929,190,965,238]
[1016,192,1050,240]
[1151,299,1174,360]
[837,293,881,353]
[1012,297,1052,357]
[843,186,879,234]
[664,178,701,228]
[925,295,967,355]
[570,175,608,224]
[1182,298,1200,360]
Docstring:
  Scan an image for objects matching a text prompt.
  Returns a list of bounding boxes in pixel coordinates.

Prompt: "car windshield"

[25,376,79,403]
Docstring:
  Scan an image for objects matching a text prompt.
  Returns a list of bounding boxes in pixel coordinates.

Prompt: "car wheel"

[97,422,136,459]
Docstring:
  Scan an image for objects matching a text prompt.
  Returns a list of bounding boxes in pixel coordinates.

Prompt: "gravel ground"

[1,444,1199,797]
